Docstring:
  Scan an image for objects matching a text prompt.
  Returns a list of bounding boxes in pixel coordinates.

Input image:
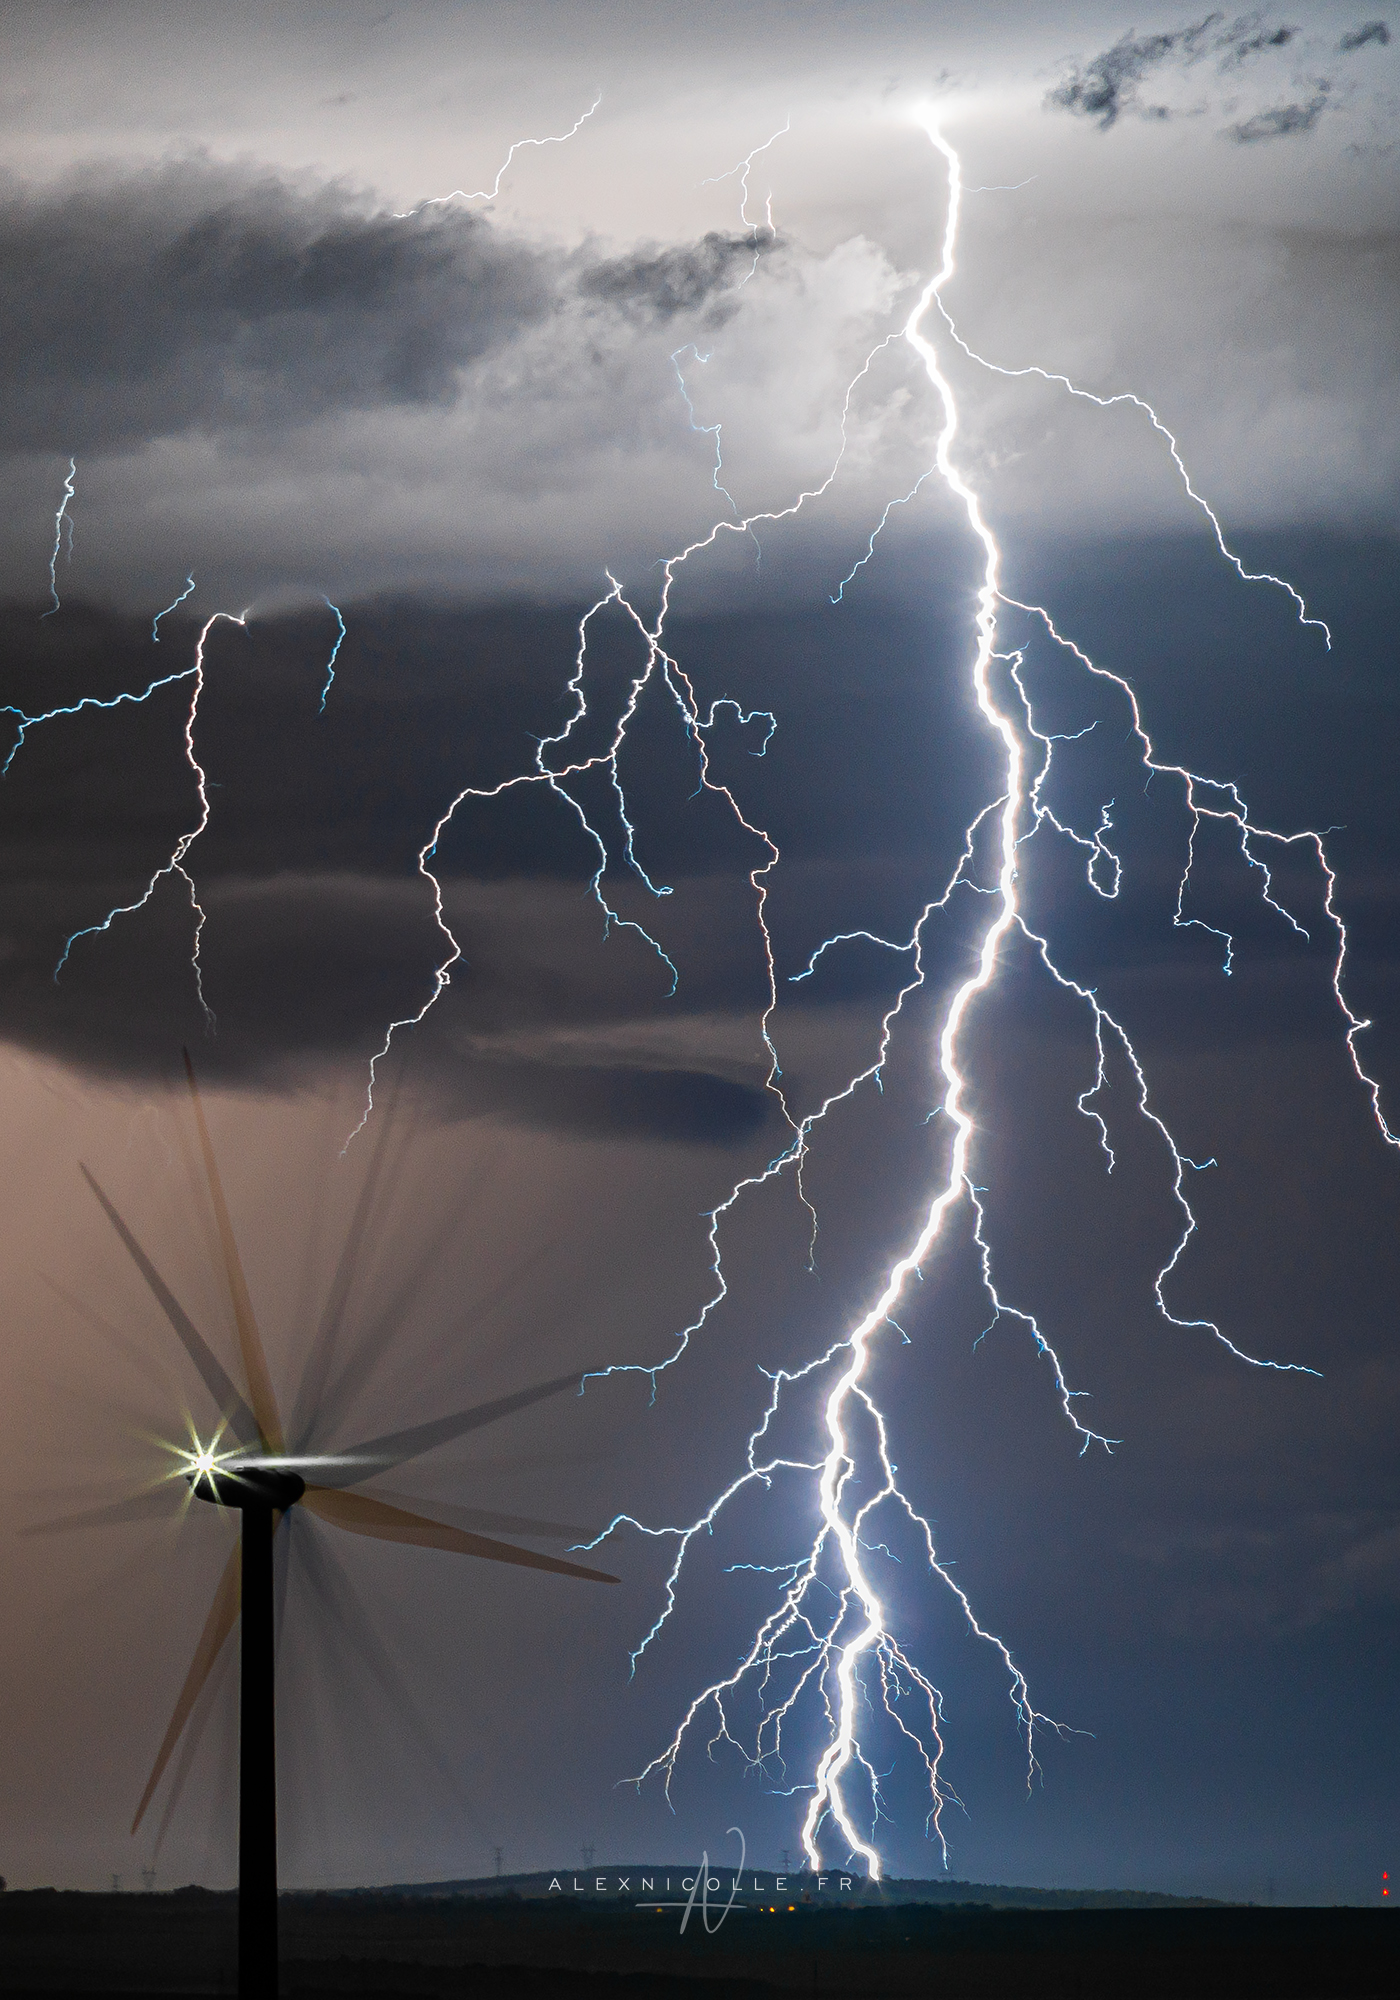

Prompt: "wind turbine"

[72,1053,618,1999]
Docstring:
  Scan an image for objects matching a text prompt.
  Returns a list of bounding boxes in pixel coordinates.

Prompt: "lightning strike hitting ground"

[566,120,1356,1877]
[341,120,1076,1871]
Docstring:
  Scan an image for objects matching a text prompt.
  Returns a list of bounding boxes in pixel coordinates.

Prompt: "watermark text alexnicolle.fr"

[546,1831,858,1933]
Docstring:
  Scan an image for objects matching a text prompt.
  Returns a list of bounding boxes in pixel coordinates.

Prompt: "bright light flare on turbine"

[167,1419,238,1488]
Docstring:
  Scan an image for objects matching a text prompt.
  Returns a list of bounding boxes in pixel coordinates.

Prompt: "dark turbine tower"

[74,1056,618,1998]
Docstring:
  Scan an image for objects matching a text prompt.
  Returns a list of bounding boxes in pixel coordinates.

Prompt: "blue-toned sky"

[0,1,1396,1903]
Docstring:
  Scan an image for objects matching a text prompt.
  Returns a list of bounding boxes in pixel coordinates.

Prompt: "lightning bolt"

[700,117,790,282]
[346,106,933,1146]
[343,328,904,1141]
[320,596,347,710]
[152,575,196,642]
[345,102,779,1144]
[341,118,1069,1868]
[53,609,249,1026]
[38,593,352,1017]
[671,345,739,515]
[391,92,602,218]
[15,485,350,1017]
[41,456,76,619]
[559,119,1363,1879]
[21,95,605,1019]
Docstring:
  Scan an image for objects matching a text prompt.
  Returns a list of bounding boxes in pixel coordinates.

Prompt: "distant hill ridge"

[374,1867,1223,1910]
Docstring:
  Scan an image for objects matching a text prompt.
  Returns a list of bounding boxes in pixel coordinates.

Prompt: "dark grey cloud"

[430,1052,770,1145]
[0,161,766,458]
[0,160,557,453]
[1046,12,1307,128]
[1224,89,1330,140]
[1046,15,1224,128]
[1339,19,1391,50]
[578,231,771,324]
[1215,12,1298,66]
[0,591,995,1141]
[3,539,1397,1168]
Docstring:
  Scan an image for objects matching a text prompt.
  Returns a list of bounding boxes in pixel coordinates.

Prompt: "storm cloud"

[1224,89,1331,140]
[0,162,559,453]
[1339,18,1391,50]
[579,230,774,323]
[1047,11,1324,129]
[0,162,788,462]
[1,2,1397,1910]
[1046,14,1227,127]
[1215,13,1299,66]
[0,588,998,1144]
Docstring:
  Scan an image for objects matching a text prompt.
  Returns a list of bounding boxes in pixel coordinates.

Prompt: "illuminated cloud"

[0,164,779,454]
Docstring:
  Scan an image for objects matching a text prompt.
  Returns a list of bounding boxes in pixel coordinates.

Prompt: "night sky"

[0,1,1396,1905]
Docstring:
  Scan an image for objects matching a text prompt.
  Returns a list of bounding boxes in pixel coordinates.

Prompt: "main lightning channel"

[577,119,1341,1878]
[596,119,1052,1881]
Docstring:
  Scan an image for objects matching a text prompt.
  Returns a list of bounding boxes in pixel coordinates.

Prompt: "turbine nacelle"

[185,1461,306,1511]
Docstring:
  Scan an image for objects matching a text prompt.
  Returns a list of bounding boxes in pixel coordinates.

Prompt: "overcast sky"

[0,1,1397,1904]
